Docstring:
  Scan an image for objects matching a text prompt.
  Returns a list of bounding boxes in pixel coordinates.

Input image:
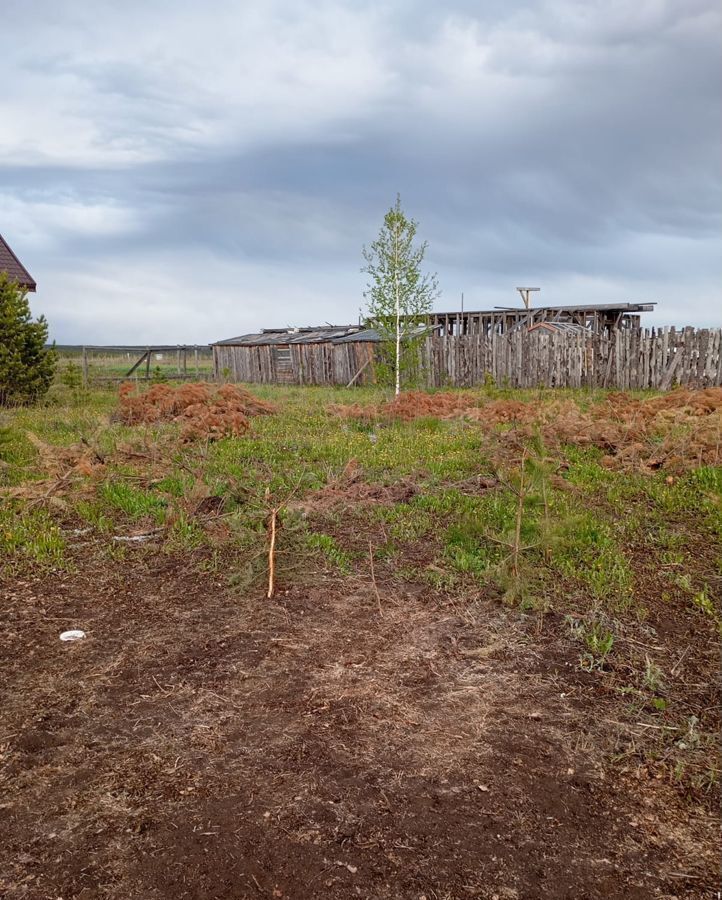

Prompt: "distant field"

[0,381,720,898]
[56,346,215,381]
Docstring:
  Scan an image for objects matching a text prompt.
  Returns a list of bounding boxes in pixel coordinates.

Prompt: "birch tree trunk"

[394,224,401,397]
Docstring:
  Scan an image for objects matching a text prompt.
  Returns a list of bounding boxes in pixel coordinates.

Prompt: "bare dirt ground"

[1,538,718,900]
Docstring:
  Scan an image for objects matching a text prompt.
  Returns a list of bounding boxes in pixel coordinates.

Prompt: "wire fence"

[56,345,215,385]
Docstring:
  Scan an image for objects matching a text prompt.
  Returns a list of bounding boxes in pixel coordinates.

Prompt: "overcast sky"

[2,0,720,343]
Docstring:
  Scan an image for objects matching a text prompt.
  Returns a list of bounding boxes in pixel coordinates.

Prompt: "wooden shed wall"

[213,341,375,385]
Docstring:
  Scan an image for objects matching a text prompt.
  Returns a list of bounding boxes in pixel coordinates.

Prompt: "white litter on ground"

[60,630,86,642]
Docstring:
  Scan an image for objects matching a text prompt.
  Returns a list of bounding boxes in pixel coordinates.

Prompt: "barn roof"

[433,302,655,316]
[214,323,438,346]
[214,326,363,346]
[333,324,437,342]
[0,234,36,291]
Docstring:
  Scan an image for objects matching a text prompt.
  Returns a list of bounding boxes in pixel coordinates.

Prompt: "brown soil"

[291,460,418,515]
[1,538,718,899]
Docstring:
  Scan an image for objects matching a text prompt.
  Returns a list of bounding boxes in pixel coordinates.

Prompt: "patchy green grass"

[1,383,719,625]
[305,532,354,574]
[1,381,720,802]
[98,480,168,524]
[0,504,66,570]
[550,509,632,608]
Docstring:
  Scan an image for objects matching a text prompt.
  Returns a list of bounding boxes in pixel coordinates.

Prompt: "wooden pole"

[267,508,277,599]
[368,541,383,617]
[81,346,88,387]
[124,349,149,378]
[145,347,151,381]
[194,346,199,378]
[346,357,371,388]
[512,450,528,578]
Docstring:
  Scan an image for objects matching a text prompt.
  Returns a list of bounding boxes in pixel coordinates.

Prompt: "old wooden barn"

[211,303,720,390]
[212,326,379,385]
[213,303,656,386]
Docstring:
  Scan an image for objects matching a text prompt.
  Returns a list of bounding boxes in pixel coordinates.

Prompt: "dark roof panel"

[332,328,380,343]
[215,323,440,346]
[214,326,365,346]
[0,234,36,291]
[333,324,439,343]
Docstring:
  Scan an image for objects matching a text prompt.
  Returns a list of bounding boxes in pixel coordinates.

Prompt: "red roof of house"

[0,233,36,291]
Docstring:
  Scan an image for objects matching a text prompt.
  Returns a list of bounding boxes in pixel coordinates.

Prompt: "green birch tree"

[362,195,439,395]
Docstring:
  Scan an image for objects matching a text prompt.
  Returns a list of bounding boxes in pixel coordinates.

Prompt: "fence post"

[81,346,88,387]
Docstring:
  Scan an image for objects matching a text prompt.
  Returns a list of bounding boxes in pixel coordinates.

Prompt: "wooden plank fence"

[425,327,722,390]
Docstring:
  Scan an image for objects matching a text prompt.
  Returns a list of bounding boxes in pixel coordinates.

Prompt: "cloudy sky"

[1,0,720,343]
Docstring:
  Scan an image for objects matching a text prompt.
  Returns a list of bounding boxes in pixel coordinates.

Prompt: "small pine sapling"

[0,274,57,406]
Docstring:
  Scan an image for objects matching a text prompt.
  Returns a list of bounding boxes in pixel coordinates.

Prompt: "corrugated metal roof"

[0,233,36,291]
[215,323,440,347]
[214,326,364,346]
[332,328,379,343]
[333,324,438,343]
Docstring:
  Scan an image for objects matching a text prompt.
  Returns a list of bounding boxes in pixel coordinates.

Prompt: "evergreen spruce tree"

[0,273,57,405]
[362,195,440,395]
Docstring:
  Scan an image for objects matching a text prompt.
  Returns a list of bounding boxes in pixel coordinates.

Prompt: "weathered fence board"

[425,327,722,390]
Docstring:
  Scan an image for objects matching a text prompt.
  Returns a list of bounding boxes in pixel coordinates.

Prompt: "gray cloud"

[1,0,720,342]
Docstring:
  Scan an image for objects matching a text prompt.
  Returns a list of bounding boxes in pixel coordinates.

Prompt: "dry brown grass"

[330,388,722,472]
[118,381,275,440]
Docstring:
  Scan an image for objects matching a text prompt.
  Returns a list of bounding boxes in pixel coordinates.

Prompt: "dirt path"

[1,546,718,899]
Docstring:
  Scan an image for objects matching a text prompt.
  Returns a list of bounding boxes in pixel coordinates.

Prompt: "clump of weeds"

[305,532,353,574]
[566,613,615,670]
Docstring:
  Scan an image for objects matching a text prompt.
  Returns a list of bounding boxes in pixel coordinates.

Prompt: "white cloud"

[1,1,393,167]
[1,0,719,340]
[0,194,138,248]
